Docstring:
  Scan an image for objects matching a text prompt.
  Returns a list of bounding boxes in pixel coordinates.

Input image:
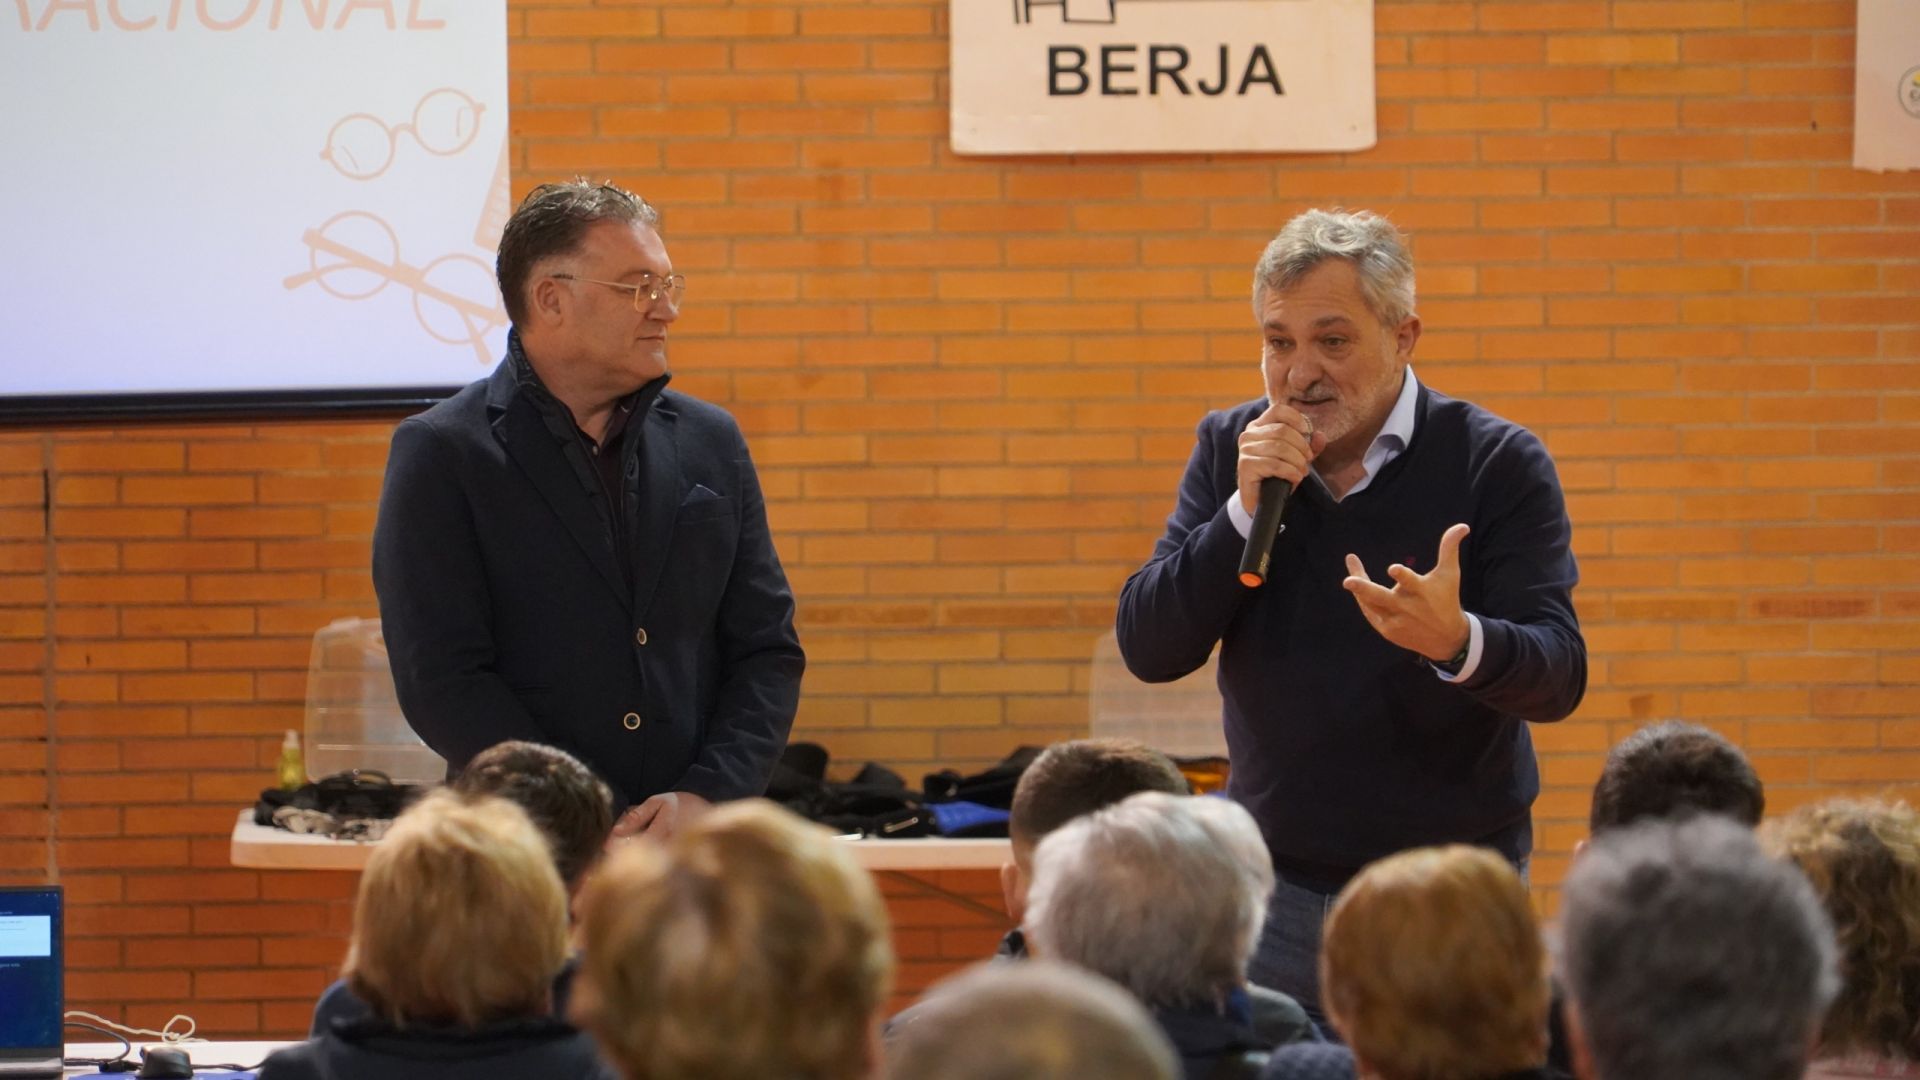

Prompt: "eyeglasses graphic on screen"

[283,211,506,365]
[321,87,486,180]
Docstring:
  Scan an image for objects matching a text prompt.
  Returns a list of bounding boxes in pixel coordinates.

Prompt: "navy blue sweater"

[1116,385,1585,882]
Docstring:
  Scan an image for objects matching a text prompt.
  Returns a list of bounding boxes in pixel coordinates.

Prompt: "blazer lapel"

[628,402,680,619]
[489,372,631,607]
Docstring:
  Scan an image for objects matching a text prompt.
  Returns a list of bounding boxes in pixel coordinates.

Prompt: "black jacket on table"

[1116,383,1585,880]
[373,336,804,812]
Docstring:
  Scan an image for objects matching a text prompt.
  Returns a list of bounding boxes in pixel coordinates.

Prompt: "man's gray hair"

[1025,792,1274,1010]
[886,961,1180,1080]
[1253,208,1416,328]
[1559,815,1839,1080]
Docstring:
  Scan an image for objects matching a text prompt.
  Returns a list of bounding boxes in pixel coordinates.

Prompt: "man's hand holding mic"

[1236,402,1324,513]
[1235,402,1325,586]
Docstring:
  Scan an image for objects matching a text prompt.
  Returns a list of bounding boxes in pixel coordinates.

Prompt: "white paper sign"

[952,0,1375,156]
[0,0,509,398]
[1854,0,1920,172]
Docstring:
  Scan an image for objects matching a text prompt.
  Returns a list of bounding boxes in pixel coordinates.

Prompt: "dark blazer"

[373,349,804,809]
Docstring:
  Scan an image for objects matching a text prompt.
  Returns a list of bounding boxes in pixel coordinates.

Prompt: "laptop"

[0,886,61,1078]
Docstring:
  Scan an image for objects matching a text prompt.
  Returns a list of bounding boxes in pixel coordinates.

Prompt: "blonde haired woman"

[1267,845,1552,1080]
[571,799,893,1080]
[259,789,613,1080]
[1765,799,1920,1080]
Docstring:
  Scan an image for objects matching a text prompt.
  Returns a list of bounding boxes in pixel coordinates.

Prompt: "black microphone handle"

[1236,476,1293,588]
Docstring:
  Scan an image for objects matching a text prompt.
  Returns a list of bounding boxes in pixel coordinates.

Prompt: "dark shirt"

[1116,386,1585,881]
[1155,991,1272,1080]
[994,926,1320,1046]
[260,1014,616,1080]
[1262,1043,1559,1080]
[309,959,579,1038]
[511,351,647,581]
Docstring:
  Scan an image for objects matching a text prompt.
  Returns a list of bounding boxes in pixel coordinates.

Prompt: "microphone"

[1237,476,1292,588]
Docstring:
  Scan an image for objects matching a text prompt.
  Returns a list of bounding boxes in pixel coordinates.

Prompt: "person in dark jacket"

[306,740,613,1037]
[978,739,1318,1047]
[1115,208,1586,1020]
[1025,792,1281,1080]
[260,790,614,1080]
[373,179,803,838]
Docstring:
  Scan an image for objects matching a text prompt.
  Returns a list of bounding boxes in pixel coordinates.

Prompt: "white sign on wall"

[0,0,508,400]
[1855,0,1920,172]
[951,0,1375,156]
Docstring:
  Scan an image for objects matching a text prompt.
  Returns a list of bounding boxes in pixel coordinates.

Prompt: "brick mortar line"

[39,432,57,882]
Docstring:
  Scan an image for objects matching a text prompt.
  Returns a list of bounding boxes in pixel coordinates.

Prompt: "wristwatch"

[1436,638,1470,676]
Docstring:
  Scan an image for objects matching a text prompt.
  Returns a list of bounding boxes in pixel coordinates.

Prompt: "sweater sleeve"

[1455,427,1587,722]
[1115,411,1254,683]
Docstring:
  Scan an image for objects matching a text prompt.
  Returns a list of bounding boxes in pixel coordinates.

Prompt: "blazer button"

[634,627,648,646]
[622,712,641,731]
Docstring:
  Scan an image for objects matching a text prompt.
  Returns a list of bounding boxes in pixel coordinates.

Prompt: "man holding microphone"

[1115,209,1586,1022]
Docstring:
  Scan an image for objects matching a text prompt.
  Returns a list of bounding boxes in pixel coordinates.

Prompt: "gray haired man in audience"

[1557,814,1839,1080]
[1026,791,1279,1080]
[888,961,1180,1080]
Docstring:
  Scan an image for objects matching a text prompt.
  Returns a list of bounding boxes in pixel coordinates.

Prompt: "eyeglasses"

[283,210,507,365]
[321,87,486,181]
[550,272,686,311]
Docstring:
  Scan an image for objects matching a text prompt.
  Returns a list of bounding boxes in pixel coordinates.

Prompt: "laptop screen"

[0,886,61,1055]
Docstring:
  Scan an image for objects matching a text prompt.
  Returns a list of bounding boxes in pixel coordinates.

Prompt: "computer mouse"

[136,1045,194,1079]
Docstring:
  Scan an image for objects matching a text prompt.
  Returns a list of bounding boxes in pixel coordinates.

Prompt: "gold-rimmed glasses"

[549,272,686,311]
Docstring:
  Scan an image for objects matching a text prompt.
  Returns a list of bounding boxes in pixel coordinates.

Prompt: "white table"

[230,809,1010,871]
[65,1041,291,1076]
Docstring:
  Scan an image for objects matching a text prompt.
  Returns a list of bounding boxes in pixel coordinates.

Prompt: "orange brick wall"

[5,0,1920,1037]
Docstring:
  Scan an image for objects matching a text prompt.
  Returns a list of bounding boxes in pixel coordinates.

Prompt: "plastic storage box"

[304,617,446,784]
[1087,630,1228,758]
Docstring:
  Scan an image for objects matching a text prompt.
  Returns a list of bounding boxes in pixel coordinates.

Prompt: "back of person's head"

[344,789,569,1028]
[1762,798,1920,1062]
[1559,814,1838,1080]
[1009,738,1190,850]
[1001,739,1190,926]
[1320,845,1548,1080]
[1589,721,1764,835]
[453,740,614,893]
[1025,791,1273,1011]
[887,961,1180,1080]
[571,799,893,1080]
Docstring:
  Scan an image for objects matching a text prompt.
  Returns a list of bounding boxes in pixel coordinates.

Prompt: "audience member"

[1763,798,1920,1079]
[973,738,1315,1045]
[571,799,892,1080]
[261,790,612,1080]
[453,739,616,891]
[1026,791,1278,1079]
[1001,738,1191,936]
[309,741,614,1036]
[1588,721,1764,836]
[887,960,1181,1080]
[1558,815,1837,1080]
[1265,845,1552,1080]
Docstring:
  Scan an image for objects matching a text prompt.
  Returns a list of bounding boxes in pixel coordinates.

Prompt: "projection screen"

[0,0,509,422]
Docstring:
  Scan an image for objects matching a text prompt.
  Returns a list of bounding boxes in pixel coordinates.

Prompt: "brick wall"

[4,0,1919,1037]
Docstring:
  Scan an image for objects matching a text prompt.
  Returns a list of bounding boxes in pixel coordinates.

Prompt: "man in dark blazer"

[373,179,803,838]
